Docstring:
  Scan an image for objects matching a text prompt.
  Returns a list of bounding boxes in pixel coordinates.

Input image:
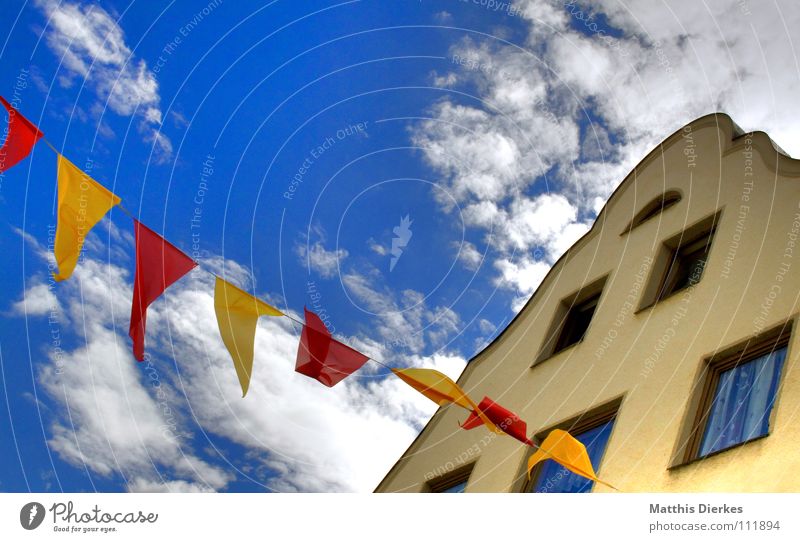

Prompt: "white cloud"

[367,237,388,256]
[295,241,349,279]
[454,240,483,271]
[12,282,61,317]
[493,256,551,312]
[127,479,216,493]
[23,251,230,492]
[342,267,469,357]
[414,0,800,309]
[342,270,428,354]
[16,231,462,492]
[36,0,172,161]
[426,306,461,347]
[501,194,578,253]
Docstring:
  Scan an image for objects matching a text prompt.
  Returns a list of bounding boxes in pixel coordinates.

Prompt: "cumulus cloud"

[342,266,469,356]
[36,0,172,161]
[12,282,62,317]
[454,240,483,271]
[493,256,551,312]
[15,230,463,492]
[295,241,349,279]
[415,0,800,308]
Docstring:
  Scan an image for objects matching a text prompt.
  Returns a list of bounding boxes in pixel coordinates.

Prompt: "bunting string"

[0,96,618,490]
[44,134,390,366]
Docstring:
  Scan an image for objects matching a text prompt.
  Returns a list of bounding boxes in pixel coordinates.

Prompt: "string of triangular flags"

[0,96,616,490]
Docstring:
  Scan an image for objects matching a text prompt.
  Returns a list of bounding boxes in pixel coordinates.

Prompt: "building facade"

[376,114,800,493]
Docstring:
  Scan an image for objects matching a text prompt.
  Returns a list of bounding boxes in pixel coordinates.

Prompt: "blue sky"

[1,0,799,492]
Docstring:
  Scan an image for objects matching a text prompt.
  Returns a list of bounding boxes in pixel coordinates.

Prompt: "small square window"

[639,211,720,310]
[658,228,715,299]
[553,293,601,353]
[536,276,608,364]
[678,326,791,464]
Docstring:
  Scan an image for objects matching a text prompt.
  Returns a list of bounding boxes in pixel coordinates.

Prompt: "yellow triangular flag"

[391,367,502,434]
[214,277,283,397]
[527,429,617,490]
[53,154,121,281]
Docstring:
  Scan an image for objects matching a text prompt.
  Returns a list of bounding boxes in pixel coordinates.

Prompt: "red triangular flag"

[129,220,197,361]
[461,396,533,446]
[295,307,369,386]
[0,96,43,173]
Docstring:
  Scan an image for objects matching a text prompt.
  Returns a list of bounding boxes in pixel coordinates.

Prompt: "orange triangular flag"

[527,429,617,490]
[391,367,501,434]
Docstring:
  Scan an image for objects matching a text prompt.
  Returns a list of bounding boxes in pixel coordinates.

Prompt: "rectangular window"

[699,345,787,457]
[658,228,715,299]
[678,326,791,464]
[536,276,608,364]
[639,211,721,310]
[525,403,619,493]
[553,292,601,354]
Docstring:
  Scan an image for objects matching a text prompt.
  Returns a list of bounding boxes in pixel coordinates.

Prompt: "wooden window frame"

[426,462,475,493]
[519,398,622,492]
[657,227,716,299]
[535,275,609,365]
[638,210,722,312]
[552,292,601,354]
[674,323,792,467]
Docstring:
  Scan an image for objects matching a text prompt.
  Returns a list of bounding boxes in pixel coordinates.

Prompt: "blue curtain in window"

[531,419,614,493]
[699,346,787,457]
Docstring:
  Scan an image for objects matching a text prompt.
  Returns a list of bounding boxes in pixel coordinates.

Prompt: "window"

[679,326,791,463]
[524,401,619,493]
[658,228,715,299]
[437,480,467,493]
[699,347,786,456]
[427,464,473,493]
[536,276,608,364]
[553,293,601,353]
[639,211,720,309]
[622,191,682,234]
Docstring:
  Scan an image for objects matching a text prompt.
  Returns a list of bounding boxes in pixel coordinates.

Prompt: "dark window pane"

[699,346,787,456]
[554,295,599,353]
[531,419,614,493]
[660,231,714,298]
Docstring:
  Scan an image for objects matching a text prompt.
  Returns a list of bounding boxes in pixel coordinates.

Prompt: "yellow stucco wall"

[376,114,800,493]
